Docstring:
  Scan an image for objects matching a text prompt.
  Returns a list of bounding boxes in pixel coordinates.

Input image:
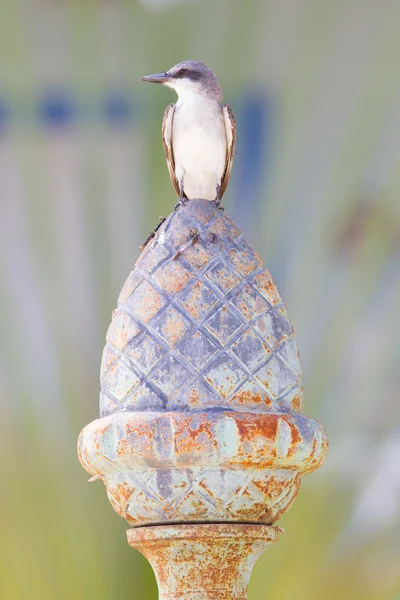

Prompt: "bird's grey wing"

[161,103,180,197]
[220,104,237,197]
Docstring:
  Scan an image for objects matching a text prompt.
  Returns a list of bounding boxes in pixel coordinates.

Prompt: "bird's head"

[141,60,222,103]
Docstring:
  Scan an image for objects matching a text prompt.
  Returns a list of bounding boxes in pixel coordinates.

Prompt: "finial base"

[127,523,279,600]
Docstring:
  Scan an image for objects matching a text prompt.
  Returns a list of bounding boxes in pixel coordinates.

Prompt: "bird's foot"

[214,185,224,211]
[174,196,188,211]
[213,199,224,212]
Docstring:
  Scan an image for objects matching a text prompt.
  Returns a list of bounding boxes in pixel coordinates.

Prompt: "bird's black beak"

[141,73,172,84]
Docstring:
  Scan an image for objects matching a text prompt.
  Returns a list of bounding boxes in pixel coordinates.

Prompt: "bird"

[141,60,236,209]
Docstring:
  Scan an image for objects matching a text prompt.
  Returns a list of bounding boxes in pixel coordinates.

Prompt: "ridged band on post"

[78,199,328,598]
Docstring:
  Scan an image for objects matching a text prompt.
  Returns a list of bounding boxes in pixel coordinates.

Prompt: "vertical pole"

[127,524,278,600]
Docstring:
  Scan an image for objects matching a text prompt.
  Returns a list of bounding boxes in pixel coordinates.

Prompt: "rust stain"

[181,242,209,270]
[125,419,153,439]
[174,416,218,453]
[291,395,302,412]
[114,481,135,503]
[237,300,250,319]
[228,248,256,276]
[253,271,282,305]
[233,389,263,404]
[141,292,164,322]
[179,279,218,321]
[129,281,166,323]
[127,524,279,599]
[286,420,302,457]
[308,437,318,462]
[117,438,135,457]
[78,200,328,533]
[186,385,202,406]
[154,261,193,294]
[161,314,187,346]
[235,414,278,442]
[205,264,240,293]
[106,310,141,352]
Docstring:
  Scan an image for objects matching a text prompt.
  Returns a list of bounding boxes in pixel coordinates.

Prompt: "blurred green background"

[1,0,400,598]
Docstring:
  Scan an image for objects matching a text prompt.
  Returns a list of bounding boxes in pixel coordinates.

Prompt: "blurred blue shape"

[104,90,133,128]
[0,98,9,132]
[232,91,271,228]
[38,91,76,129]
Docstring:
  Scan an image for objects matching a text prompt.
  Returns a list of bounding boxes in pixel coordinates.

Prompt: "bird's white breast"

[172,95,227,200]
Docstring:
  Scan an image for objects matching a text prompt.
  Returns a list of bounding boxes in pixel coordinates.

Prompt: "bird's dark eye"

[178,68,188,77]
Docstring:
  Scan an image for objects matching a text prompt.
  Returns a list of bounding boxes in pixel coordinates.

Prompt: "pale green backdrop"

[1,1,399,599]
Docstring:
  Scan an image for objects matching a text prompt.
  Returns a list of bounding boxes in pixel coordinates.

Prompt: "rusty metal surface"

[78,198,328,527]
[79,410,326,525]
[100,200,303,415]
[127,523,279,600]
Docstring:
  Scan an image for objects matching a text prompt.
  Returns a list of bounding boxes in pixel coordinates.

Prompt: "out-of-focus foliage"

[1,1,399,599]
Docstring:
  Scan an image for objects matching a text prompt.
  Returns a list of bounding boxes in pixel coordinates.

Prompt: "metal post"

[78,199,328,598]
[128,525,278,600]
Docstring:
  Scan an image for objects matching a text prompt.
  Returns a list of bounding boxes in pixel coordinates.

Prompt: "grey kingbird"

[142,60,236,208]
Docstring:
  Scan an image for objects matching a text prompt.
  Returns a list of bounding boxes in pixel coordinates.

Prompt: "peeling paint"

[78,198,328,529]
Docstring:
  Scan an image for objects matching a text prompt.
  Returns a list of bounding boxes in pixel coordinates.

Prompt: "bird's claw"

[214,185,224,211]
[174,197,188,211]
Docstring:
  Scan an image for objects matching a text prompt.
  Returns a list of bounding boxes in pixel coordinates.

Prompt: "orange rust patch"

[291,395,302,412]
[125,419,153,440]
[106,310,141,352]
[117,438,135,457]
[235,414,278,442]
[127,524,278,598]
[97,423,113,438]
[181,243,210,271]
[286,421,302,457]
[234,389,263,404]
[125,513,138,526]
[128,281,166,323]
[205,264,240,293]
[154,261,193,294]
[187,385,202,406]
[304,437,324,472]
[101,347,117,375]
[228,248,256,276]
[253,271,282,305]
[174,416,218,452]
[156,308,189,346]
[289,421,302,445]
[179,279,219,321]
[309,437,317,460]
[114,481,135,502]
[230,388,272,407]
[236,301,250,319]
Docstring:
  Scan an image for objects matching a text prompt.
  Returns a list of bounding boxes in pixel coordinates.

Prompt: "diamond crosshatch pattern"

[204,305,243,344]
[110,466,300,525]
[178,279,219,321]
[100,201,303,415]
[177,331,219,370]
[79,199,328,531]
